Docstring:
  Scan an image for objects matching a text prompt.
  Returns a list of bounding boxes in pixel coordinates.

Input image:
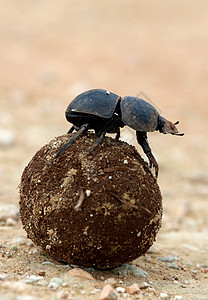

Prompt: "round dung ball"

[19,132,162,269]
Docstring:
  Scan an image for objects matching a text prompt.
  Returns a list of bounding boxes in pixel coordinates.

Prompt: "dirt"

[0,0,208,299]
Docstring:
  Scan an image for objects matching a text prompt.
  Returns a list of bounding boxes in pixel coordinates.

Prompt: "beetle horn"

[174,121,179,125]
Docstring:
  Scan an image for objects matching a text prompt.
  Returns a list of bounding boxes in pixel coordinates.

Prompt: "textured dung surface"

[19,132,162,269]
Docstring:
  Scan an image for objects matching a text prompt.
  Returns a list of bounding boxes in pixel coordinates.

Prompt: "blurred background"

[0,0,207,236]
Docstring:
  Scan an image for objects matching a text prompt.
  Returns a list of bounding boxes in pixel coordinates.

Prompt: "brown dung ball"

[19,133,163,269]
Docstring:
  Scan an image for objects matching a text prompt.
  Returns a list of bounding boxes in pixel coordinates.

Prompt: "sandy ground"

[0,0,208,299]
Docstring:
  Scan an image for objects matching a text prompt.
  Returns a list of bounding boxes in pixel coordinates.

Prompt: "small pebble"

[0,274,7,280]
[100,284,118,300]
[48,282,60,290]
[38,271,46,276]
[48,277,64,290]
[86,189,91,197]
[160,292,169,299]
[23,275,43,284]
[6,217,17,226]
[36,279,48,287]
[91,288,102,295]
[115,287,125,293]
[173,275,180,281]
[125,283,140,295]
[167,263,179,270]
[67,268,94,280]
[159,256,179,263]
[112,264,148,278]
[42,261,55,266]
[57,264,71,269]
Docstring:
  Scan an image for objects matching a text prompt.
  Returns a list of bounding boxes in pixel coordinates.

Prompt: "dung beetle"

[52,89,184,177]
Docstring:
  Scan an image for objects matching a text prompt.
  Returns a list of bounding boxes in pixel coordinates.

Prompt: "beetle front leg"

[51,123,89,165]
[136,131,159,178]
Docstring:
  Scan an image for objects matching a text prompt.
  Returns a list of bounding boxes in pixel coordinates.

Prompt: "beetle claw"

[147,153,159,178]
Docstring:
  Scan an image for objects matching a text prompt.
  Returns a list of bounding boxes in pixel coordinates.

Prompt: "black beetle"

[52,89,184,177]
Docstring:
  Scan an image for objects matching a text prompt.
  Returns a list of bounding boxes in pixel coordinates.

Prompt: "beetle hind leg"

[89,130,107,152]
[115,128,120,140]
[136,131,159,178]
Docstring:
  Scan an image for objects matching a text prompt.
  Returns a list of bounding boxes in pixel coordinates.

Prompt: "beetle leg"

[67,125,75,134]
[89,130,107,152]
[90,118,121,152]
[95,132,106,145]
[115,129,120,140]
[67,125,79,134]
[67,125,80,134]
[51,123,89,165]
[136,131,159,178]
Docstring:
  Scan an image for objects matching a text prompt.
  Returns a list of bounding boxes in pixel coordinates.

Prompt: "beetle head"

[158,116,184,136]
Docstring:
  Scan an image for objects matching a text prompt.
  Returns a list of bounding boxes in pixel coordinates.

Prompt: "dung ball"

[19,132,163,269]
